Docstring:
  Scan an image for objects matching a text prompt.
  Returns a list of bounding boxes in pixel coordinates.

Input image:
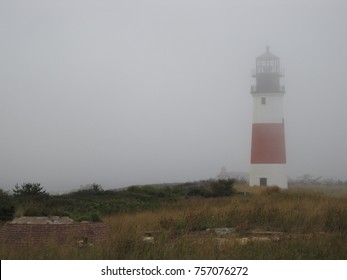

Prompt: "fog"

[1,0,346,192]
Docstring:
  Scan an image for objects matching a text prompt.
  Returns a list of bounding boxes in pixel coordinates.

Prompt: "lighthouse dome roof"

[257,46,278,59]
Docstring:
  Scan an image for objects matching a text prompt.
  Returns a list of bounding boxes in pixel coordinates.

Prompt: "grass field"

[0,184,346,259]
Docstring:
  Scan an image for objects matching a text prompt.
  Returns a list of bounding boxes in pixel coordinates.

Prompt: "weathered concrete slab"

[10,216,74,224]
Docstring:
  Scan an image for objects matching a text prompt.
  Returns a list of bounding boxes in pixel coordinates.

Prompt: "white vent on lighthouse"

[250,47,288,188]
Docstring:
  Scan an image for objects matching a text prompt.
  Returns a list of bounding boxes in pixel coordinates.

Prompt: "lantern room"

[251,46,284,93]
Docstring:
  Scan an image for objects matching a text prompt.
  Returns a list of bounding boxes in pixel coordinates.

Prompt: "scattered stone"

[77,236,94,247]
[206,228,237,236]
[142,236,155,243]
[142,231,160,243]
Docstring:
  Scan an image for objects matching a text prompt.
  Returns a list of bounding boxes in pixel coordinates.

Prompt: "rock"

[206,228,237,236]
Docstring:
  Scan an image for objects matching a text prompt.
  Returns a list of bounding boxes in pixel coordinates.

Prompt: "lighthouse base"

[250,164,288,189]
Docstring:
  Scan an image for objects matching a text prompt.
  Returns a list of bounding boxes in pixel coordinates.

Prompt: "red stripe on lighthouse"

[251,123,286,164]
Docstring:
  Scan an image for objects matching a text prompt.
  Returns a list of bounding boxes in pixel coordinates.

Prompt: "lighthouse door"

[260,178,267,186]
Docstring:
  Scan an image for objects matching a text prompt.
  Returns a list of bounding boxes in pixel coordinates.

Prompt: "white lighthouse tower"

[250,47,287,188]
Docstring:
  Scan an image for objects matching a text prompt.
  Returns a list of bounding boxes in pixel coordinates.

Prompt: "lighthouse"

[250,47,287,188]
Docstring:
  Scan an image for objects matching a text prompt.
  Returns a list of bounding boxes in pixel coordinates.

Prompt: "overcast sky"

[1,0,346,192]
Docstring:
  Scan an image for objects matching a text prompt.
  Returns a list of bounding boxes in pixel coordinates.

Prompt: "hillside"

[1,182,346,259]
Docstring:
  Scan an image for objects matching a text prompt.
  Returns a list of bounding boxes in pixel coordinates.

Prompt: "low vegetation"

[0,180,236,222]
[0,181,346,259]
[0,189,14,221]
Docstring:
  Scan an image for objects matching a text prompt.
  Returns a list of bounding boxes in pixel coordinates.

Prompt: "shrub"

[13,183,47,198]
[0,189,15,221]
[210,179,235,197]
[70,183,105,196]
[187,186,211,197]
[185,179,235,198]
[23,208,49,217]
[74,212,102,222]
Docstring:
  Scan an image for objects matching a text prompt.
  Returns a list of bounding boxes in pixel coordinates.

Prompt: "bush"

[185,179,235,198]
[23,208,49,217]
[210,179,235,197]
[70,183,105,196]
[74,212,102,222]
[13,183,47,198]
[187,187,211,197]
[0,189,15,221]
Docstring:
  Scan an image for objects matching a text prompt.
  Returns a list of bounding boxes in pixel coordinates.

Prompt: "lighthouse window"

[261,97,266,105]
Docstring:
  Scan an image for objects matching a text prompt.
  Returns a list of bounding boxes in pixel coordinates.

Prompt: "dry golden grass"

[1,185,346,259]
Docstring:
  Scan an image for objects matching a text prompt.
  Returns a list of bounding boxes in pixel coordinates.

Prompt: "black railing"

[251,85,285,94]
[251,68,285,76]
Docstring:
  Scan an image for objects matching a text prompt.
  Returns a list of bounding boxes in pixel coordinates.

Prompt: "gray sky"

[1,0,346,192]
